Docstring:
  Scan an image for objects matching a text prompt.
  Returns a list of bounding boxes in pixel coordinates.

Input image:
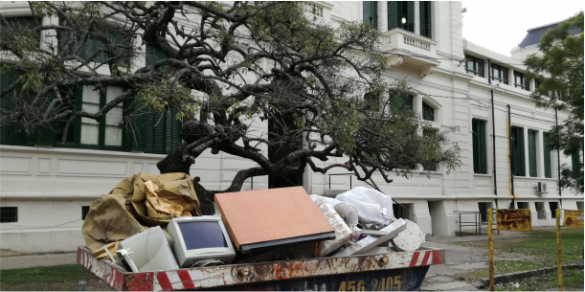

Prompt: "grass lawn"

[495,269,584,291]
[0,264,112,291]
[454,227,584,283]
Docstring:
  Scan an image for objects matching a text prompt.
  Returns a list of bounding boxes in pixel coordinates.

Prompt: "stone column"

[378,1,388,32]
[414,1,420,35]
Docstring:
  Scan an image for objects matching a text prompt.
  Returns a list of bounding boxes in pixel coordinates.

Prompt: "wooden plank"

[215,187,335,251]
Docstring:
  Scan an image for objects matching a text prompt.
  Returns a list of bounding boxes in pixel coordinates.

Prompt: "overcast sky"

[461,0,584,56]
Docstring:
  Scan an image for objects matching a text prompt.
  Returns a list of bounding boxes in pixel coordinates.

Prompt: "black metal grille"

[82,206,90,220]
[0,207,18,223]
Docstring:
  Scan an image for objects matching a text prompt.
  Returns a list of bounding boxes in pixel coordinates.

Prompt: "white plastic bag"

[310,194,359,228]
[335,187,394,225]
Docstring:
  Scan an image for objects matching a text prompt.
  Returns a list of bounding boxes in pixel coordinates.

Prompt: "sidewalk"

[0,253,77,270]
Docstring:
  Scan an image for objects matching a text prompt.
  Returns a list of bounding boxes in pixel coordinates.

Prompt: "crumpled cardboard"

[82,172,201,259]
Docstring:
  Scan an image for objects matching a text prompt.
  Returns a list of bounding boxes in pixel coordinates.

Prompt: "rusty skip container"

[77,245,444,291]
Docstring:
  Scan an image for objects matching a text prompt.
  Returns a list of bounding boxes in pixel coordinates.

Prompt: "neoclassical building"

[1,1,582,253]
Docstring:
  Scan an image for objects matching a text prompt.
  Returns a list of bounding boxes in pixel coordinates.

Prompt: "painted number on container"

[338,276,401,291]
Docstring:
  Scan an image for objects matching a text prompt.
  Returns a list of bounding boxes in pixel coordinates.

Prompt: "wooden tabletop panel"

[215,187,334,250]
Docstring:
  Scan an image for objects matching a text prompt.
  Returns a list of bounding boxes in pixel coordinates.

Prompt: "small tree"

[1,2,461,213]
[524,12,584,193]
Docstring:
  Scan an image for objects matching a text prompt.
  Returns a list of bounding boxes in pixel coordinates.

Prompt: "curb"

[481,263,584,286]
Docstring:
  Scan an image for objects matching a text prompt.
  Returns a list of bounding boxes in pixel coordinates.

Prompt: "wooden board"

[564,210,584,228]
[496,209,532,231]
[215,187,335,251]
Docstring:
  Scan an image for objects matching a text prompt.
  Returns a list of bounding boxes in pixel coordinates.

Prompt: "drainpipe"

[508,105,515,208]
[488,59,498,209]
[555,108,562,208]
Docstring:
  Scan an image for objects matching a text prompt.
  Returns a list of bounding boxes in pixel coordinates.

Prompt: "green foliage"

[524,12,583,192]
[137,79,198,120]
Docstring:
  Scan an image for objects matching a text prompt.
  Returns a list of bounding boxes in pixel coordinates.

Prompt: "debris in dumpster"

[310,194,359,228]
[116,226,178,272]
[215,187,335,254]
[314,199,352,256]
[390,219,426,251]
[235,242,315,263]
[335,187,394,225]
[167,216,236,268]
[116,248,139,273]
[82,172,201,259]
[331,218,406,258]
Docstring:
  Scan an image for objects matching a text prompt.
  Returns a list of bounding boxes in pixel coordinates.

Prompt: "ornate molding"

[419,65,436,79]
[386,55,403,70]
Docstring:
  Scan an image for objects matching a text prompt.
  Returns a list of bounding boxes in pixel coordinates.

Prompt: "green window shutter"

[146,44,167,67]
[511,127,525,176]
[528,130,537,177]
[422,102,434,121]
[388,1,399,30]
[406,1,415,32]
[363,2,378,28]
[2,17,40,44]
[152,112,166,154]
[419,1,432,38]
[164,109,182,154]
[503,68,509,84]
[543,133,552,178]
[472,120,487,174]
[0,68,28,146]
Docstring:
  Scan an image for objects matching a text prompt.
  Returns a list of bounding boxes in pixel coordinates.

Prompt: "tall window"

[363,1,378,28]
[364,92,380,111]
[472,119,487,174]
[514,71,529,91]
[390,91,413,112]
[465,55,485,77]
[422,102,434,121]
[388,1,414,32]
[543,133,552,178]
[528,130,537,177]
[419,1,432,38]
[1,16,40,44]
[511,126,525,176]
[491,64,509,84]
[423,127,438,171]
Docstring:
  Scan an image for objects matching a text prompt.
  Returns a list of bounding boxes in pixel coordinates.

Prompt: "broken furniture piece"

[215,187,335,254]
[332,218,407,257]
[313,199,353,256]
[391,219,426,251]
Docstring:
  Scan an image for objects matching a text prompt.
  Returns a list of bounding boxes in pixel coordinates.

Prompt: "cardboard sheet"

[215,187,335,251]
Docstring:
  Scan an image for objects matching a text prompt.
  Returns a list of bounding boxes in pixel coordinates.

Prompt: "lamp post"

[401,17,406,30]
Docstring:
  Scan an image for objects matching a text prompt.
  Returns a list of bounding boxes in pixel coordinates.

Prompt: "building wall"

[1,1,582,253]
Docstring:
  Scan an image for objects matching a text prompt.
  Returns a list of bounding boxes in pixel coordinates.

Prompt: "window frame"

[363,1,378,29]
[472,119,488,174]
[491,63,509,84]
[419,1,432,39]
[511,126,526,176]
[465,55,485,77]
[514,71,530,91]
[0,207,18,223]
[528,130,537,177]
[422,101,434,121]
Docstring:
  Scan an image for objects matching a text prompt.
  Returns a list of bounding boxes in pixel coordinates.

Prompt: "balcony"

[379,28,440,78]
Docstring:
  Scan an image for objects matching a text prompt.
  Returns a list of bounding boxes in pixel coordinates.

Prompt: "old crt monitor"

[167,216,236,268]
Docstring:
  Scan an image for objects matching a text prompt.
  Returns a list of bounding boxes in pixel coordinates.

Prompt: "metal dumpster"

[77,246,444,291]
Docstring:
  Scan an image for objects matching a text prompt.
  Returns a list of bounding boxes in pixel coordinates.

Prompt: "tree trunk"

[157,144,192,175]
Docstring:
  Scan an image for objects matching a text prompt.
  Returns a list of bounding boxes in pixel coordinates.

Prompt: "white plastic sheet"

[335,187,394,225]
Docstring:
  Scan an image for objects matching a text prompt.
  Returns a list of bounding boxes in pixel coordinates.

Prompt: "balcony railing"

[380,28,437,56]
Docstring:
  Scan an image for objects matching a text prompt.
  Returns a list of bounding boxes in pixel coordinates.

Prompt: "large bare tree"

[1,1,460,213]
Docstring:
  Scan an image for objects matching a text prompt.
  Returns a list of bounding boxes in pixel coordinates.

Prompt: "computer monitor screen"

[178,221,227,250]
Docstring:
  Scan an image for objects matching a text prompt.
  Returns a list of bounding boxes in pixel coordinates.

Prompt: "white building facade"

[1,1,583,254]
